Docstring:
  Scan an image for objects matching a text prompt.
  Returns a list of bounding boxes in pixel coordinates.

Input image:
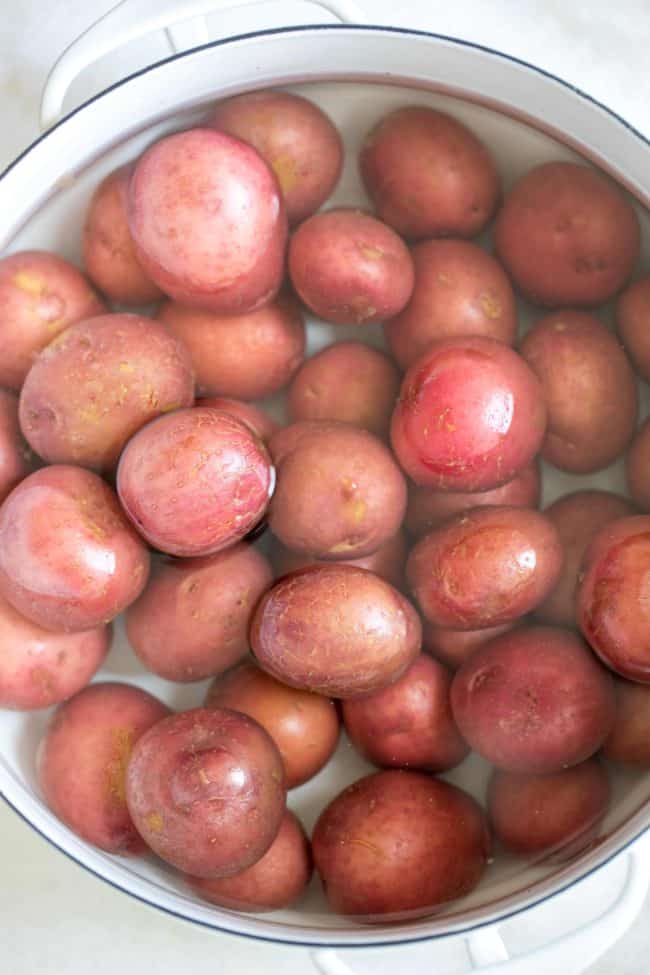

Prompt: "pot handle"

[39,0,366,131]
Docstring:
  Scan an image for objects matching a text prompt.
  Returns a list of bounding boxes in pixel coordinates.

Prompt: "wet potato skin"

[0,388,36,504]
[422,620,516,671]
[271,530,408,590]
[617,274,650,382]
[196,397,279,443]
[626,418,650,511]
[603,678,650,765]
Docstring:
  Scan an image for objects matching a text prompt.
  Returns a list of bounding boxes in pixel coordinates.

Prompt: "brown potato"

[422,620,516,671]
[626,418,650,510]
[603,678,650,765]
[617,274,650,382]
[0,389,35,504]
[271,530,408,590]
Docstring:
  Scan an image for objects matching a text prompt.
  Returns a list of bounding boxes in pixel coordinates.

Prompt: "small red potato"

[268,419,339,467]
[19,313,195,471]
[451,626,616,773]
[342,653,468,772]
[126,545,272,682]
[520,310,638,474]
[312,770,490,919]
[197,397,279,443]
[0,250,105,390]
[626,418,650,510]
[288,341,400,436]
[186,810,312,912]
[603,679,650,765]
[495,161,640,307]
[423,621,515,671]
[616,274,650,382]
[205,660,340,788]
[271,530,408,589]
[385,240,517,369]
[157,294,304,399]
[250,565,421,699]
[487,760,610,859]
[117,408,273,557]
[360,106,500,241]
[407,506,563,630]
[0,465,150,632]
[0,389,34,503]
[83,165,162,305]
[288,208,414,325]
[125,707,286,878]
[208,90,342,225]
[537,490,635,628]
[38,682,169,854]
[128,128,287,313]
[390,336,546,491]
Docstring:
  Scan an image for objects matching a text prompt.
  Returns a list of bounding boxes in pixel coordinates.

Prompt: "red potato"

[495,161,640,307]
[617,274,650,382]
[128,128,287,314]
[405,461,540,538]
[423,620,515,671]
[312,770,489,919]
[288,208,414,325]
[520,310,638,474]
[38,682,169,854]
[0,465,150,632]
[384,240,518,369]
[117,408,273,558]
[390,336,546,491]
[288,341,400,437]
[126,545,272,682]
[157,294,304,400]
[186,810,312,912]
[19,313,195,472]
[407,506,563,630]
[250,565,421,699]
[360,106,500,241]
[271,530,408,589]
[125,707,286,878]
[342,654,468,772]
[626,418,650,511]
[0,389,35,503]
[268,419,339,467]
[83,165,162,305]
[536,490,636,628]
[603,679,650,765]
[208,90,342,225]
[205,660,340,788]
[0,250,105,390]
[451,626,616,773]
[197,397,278,443]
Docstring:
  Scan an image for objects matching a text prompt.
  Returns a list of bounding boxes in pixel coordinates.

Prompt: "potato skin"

[19,313,195,472]
[0,465,150,632]
[384,240,517,369]
[390,336,546,491]
[205,660,340,788]
[312,770,490,919]
[117,408,273,557]
[360,107,500,241]
[250,565,422,699]
[520,310,638,474]
[125,707,286,878]
[197,397,278,443]
[271,530,408,590]
[603,678,650,765]
[451,626,616,773]
[423,620,515,671]
[208,90,342,225]
[288,208,414,325]
[186,810,312,911]
[617,274,650,382]
[38,682,169,854]
[157,294,304,400]
[268,419,339,467]
[407,506,563,630]
[626,418,650,511]
[495,162,639,307]
[0,389,35,503]
[0,250,105,390]
[126,545,273,682]
[128,128,287,314]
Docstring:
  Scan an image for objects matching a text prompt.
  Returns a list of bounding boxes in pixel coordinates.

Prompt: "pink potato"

[423,620,516,671]
[271,530,408,589]
[125,707,286,878]
[407,506,563,629]
[19,313,195,471]
[126,544,272,682]
[385,240,518,369]
[360,106,500,241]
[268,419,339,467]
[0,250,105,390]
[128,128,287,314]
[312,770,490,919]
[0,465,150,632]
[288,208,414,325]
[342,653,469,772]
[186,810,312,912]
[603,679,650,765]
[617,274,650,382]
[495,161,640,307]
[0,389,35,503]
[626,418,650,510]
[156,294,304,399]
[390,336,546,491]
[451,626,616,773]
[196,397,279,443]
[117,408,273,558]
[208,90,342,225]
[83,165,162,305]
[38,682,169,854]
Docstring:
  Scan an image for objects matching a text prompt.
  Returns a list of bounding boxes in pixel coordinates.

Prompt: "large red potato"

[197,397,278,443]
[626,418,650,510]
[0,389,34,503]
[617,274,650,382]
[423,620,516,671]
[271,530,408,590]
[603,679,650,765]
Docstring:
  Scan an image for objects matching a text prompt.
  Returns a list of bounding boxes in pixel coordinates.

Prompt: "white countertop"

[1,2,649,973]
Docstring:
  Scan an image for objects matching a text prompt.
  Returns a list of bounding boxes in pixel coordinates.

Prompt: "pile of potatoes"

[2,86,650,923]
